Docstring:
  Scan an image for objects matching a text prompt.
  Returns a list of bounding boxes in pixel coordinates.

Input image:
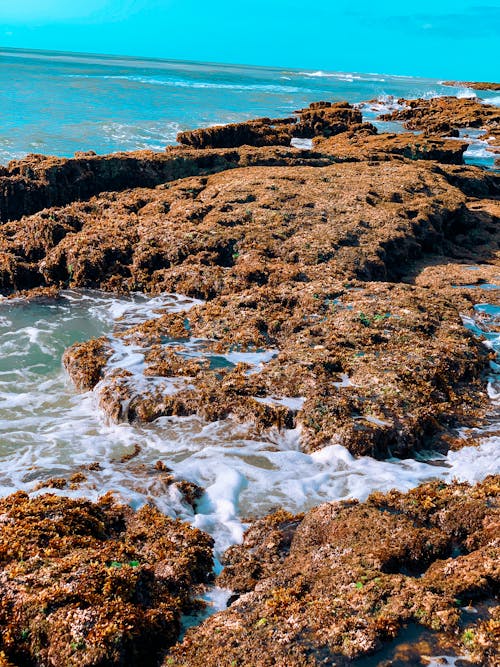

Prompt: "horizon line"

[0,44,445,82]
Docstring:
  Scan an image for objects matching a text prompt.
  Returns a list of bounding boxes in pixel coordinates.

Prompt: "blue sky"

[1,1,499,79]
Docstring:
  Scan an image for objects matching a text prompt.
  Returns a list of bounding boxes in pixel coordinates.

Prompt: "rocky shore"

[442,81,500,91]
[169,476,500,666]
[0,94,499,665]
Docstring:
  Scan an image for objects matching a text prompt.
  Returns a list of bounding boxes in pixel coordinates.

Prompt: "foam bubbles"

[456,88,478,99]
[483,95,500,107]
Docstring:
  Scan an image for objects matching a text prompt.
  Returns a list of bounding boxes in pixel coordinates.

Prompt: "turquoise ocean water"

[1,47,499,164]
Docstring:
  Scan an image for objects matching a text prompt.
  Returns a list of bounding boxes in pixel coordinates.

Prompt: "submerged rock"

[168,476,500,666]
[0,493,214,667]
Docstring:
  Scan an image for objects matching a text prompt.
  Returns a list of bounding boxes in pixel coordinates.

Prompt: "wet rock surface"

[314,130,469,164]
[0,493,214,667]
[378,97,500,137]
[378,97,500,164]
[168,476,500,666]
[35,156,495,457]
[176,102,363,149]
[64,280,492,458]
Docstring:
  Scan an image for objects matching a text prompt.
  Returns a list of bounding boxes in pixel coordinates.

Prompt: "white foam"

[332,373,355,388]
[291,137,313,150]
[424,658,471,667]
[67,74,302,94]
[456,88,477,99]
[483,95,500,106]
[96,120,184,150]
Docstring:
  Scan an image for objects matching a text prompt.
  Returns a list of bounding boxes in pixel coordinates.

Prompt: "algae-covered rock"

[43,156,497,457]
[442,81,500,91]
[167,476,500,666]
[65,279,492,458]
[176,102,363,149]
[379,96,500,137]
[0,493,214,667]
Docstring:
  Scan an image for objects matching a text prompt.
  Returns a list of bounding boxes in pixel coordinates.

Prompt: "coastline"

[0,92,499,665]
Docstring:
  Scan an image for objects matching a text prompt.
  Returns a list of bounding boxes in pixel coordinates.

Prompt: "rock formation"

[176,102,363,149]
[0,102,499,459]
[442,81,500,91]
[379,96,500,137]
[168,476,500,666]
[0,493,213,667]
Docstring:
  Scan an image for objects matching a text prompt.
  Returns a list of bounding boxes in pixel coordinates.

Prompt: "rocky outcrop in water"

[176,102,363,149]
[442,81,500,91]
[64,279,492,458]
[168,475,500,666]
[0,146,336,224]
[0,95,499,666]
[379,97,500,169]
[379,97,500,136]
[0,493,213,667]
[314,131,468,164]
[0,99,486,225]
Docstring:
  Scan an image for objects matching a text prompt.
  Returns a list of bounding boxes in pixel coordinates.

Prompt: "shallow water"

[1,291,499,559]
[0,48,498,168]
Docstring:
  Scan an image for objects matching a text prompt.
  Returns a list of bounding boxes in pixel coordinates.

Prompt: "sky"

[0,0,499,80]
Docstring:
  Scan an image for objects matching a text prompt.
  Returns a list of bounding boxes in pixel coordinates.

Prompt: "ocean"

[1,47,499,165]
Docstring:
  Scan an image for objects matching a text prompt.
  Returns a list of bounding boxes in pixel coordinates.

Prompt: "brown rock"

[62,337,112,391]
[167,476,500,666]
[315,130,468,164]
[46,159,497,457]
[442,81,500,91]
[379,96,500,137]
[177,102,363,149]
[0,493,214,667]
[1,101,499,460]
[0,145,333,224]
